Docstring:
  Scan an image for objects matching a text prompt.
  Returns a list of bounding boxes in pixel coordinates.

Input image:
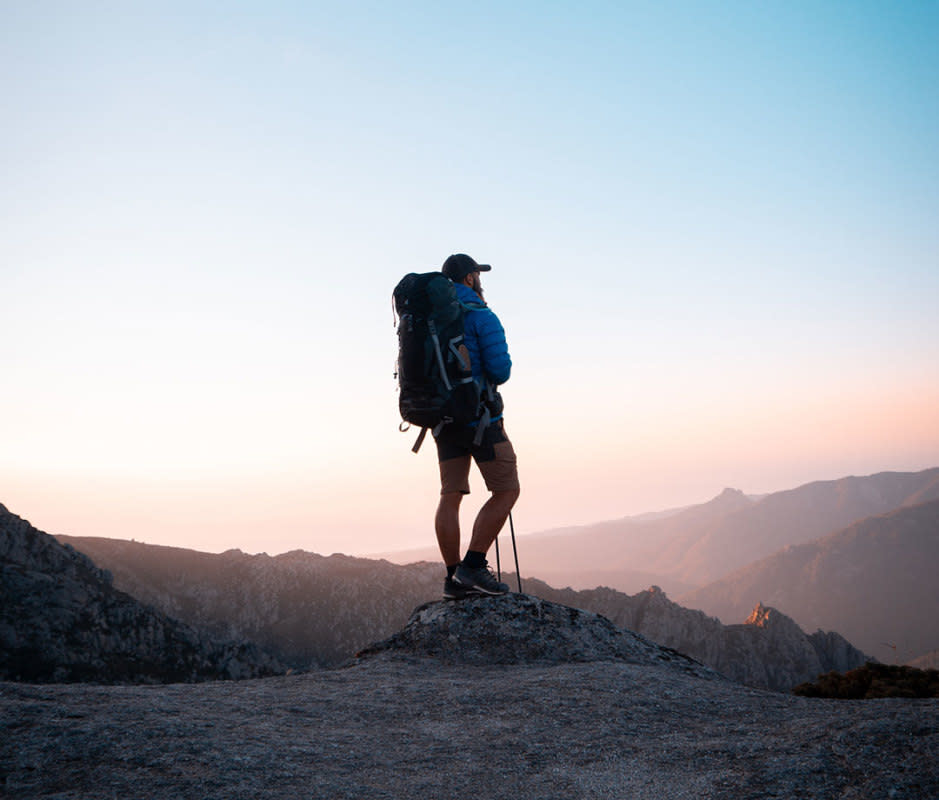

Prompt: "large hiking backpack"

[393,272,480,451]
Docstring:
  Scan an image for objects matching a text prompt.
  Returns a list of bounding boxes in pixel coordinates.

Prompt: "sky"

[2,1,937,559]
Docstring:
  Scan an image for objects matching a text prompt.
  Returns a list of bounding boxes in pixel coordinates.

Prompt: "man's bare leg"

[467,488,520,556]
[435,491,463,568]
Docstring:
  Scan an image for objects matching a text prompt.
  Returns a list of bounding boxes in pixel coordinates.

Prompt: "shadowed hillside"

[0,504,283,683]
[56,534,442,668]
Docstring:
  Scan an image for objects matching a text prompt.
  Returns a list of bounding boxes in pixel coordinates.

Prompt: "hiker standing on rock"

[435,254,520,600]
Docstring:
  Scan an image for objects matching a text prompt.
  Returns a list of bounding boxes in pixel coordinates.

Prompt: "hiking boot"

[443,577,481,600]
[453,563,510,596]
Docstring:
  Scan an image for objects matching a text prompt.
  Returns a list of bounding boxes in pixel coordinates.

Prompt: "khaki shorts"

[436,420,520,495]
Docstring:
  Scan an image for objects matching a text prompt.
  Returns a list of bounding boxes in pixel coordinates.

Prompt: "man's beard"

[470,272,484,301]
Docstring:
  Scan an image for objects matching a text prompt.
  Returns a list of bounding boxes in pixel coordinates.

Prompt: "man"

[435,253,520,599]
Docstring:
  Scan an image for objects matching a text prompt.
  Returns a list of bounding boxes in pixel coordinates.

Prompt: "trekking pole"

[509,511,522,593]
[494,537,502,582]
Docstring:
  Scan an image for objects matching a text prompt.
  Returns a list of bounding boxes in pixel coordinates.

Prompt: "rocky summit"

[357,593,718,678]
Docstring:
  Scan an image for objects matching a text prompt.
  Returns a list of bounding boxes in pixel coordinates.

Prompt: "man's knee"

[491,487,520,510]
[438,491,464,510]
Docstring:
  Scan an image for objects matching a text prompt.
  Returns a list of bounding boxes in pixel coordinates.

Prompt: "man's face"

[469,271,482,296]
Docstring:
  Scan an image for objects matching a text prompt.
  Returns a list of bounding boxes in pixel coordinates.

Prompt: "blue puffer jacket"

[454,282,512,387]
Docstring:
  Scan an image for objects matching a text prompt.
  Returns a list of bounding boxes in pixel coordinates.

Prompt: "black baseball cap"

[441,253,491,281]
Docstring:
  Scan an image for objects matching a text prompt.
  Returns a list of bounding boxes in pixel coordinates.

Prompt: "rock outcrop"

[0,504,284,683]
[357,593,716,679]
[715,603,857,692]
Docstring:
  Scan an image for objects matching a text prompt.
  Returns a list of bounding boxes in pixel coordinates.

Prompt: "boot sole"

[453,581,507,596]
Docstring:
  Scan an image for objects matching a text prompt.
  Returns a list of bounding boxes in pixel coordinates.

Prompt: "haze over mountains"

[400,468,939,592]
[682,499,939,662]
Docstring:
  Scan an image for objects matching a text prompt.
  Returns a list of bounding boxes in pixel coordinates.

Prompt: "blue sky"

[2,2,937,556]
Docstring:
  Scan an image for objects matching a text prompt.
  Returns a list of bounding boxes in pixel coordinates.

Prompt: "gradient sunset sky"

[3,2,937,557]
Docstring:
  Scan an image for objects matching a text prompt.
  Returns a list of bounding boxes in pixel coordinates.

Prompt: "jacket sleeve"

[474,308,512,385]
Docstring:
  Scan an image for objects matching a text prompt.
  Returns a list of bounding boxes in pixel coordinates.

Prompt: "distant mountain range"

[517,580,869,691]
[416,468,939,593]
[57,533,868,691]
[680,499,939,664]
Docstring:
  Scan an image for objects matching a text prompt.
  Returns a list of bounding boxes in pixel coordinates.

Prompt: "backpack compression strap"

[472,407,491,446]
[412,418,449,453]
[412,427,429,453]
[471,377,499,446]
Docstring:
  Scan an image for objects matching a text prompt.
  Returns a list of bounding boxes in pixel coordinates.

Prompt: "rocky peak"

[712,487,753,511]
[723,602,871,691]
[743,603,824,645]
[744,603,807,639]
[745,602,773,627]
[679,487,754,524]
[355,593,717,678]
[0,503,110,584]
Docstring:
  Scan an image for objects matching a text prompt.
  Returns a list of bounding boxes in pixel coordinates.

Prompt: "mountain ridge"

[56,529,869,690]
[0,503,284,683]
[680,498,939,664]
[522,581,869,691]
